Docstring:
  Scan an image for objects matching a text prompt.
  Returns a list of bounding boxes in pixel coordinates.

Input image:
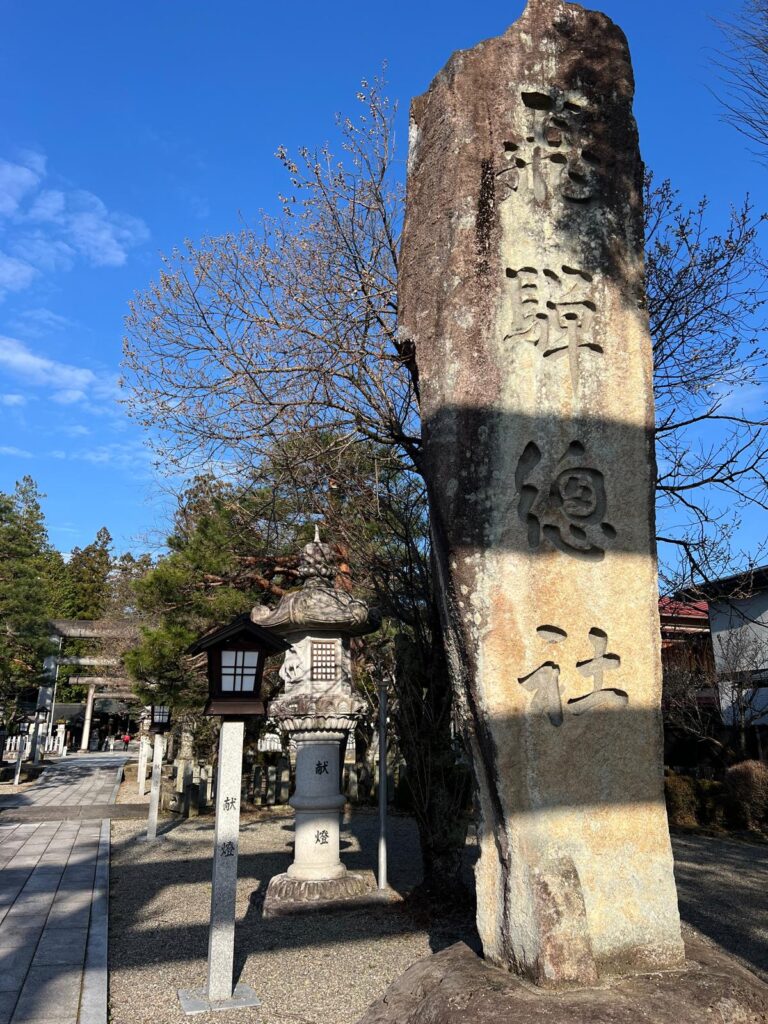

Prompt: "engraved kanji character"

[515,441,616,562]
[497,89,602,207]
[505,265,600,389]
[567,628,628,715]
[518,626,568,727]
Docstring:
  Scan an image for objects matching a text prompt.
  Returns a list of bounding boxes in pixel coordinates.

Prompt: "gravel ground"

[108,796,768,1024]
[114,762,150,806]
[109,806,477,1024]
[671,831,768,983]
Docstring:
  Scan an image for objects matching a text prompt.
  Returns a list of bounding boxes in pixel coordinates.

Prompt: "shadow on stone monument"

[359,0,768,1019]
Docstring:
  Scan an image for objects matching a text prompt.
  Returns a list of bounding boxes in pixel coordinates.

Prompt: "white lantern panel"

[220,649,261,693]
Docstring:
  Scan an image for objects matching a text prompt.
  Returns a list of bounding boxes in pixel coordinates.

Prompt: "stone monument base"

[357,933,768,1024]
[263,869,395,918]
[177,982,260,1015]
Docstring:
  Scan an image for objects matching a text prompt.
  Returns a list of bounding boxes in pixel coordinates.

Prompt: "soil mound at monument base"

[357,933,768,1024]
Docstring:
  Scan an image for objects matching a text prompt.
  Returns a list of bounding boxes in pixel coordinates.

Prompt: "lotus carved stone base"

[263,869,393,918]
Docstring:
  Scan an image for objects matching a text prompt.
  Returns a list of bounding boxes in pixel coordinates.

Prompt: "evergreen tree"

[0,478,62,716]
[125,476,298,714]
[61,527,113,619]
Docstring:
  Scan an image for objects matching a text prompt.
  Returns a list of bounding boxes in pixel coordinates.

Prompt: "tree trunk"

[394,616,471,899]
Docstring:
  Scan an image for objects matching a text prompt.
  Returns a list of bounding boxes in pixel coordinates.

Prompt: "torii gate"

[49,619,141,751]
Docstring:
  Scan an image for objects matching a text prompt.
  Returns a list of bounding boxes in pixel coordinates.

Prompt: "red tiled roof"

[658,597,709,620]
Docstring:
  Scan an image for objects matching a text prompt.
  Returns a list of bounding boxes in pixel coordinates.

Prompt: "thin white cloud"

[8,307,74,336]
[0,444,33,457]
[0,151,148,297]
[0,156,43,217]
[15,151,46,177]
[0,335,96,391]
[0,251,37,295]
[64,191,149,267]
[28,189,66,221]
[61,423,90,437]
[49,440,153,474]
[52,388,88,405]
[0,393,26,406]
[11,233,75,272]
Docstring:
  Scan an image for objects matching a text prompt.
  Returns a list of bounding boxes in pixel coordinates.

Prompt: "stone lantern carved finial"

[297,528,336,588]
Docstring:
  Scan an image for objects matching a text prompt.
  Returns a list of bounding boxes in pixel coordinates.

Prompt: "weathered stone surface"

[206,719,244,1002]
[400,0,683,985]
[357,937,768,1024]
[262,869,387,917]
[254,532,381,898]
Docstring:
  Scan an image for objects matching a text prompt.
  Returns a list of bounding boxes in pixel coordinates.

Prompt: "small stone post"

[178,720,261,1014]
[198,766,211,812]
[29,719,41,764]
[145,733,165,842]
[278,758,290,803]
[137,734,151,796]
[207,721,242,1001]
[13,737,26,785]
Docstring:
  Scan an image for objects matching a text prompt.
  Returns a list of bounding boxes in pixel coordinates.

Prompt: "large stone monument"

[254,530,381,914]
[399,0,683,987]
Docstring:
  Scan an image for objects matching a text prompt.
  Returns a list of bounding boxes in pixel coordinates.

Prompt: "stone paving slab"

[0,756,120,1024]
[0,757,126,812]
[0,805,144,824]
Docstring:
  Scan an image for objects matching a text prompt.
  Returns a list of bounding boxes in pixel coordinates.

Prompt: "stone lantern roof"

[250,527,380,638]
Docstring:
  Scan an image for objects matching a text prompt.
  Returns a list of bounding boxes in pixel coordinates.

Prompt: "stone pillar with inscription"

[253,530,382,916]
[178,721,261,1014]
[400,0,684,987]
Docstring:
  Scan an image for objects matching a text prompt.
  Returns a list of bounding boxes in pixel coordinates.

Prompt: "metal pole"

[378,679,388,891]
[48,636,63,740]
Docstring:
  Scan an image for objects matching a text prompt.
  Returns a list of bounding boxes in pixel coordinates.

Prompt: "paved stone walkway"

[0,756,126,1024]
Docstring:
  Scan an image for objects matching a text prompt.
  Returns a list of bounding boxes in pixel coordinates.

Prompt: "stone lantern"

[252,528,380,913]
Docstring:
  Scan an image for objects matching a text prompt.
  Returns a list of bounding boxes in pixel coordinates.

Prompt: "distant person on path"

[122,733,131,751]
[109,735,115,752]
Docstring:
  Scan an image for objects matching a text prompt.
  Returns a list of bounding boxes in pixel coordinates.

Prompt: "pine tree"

[0,478,62,714]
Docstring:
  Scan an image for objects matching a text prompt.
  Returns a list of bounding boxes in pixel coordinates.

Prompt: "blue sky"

[0,0,764,556]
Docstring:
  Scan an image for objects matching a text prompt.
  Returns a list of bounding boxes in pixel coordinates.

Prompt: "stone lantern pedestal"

[264,702,374,914]
[264,713,374,913]
[288,726,348,881]
[254,530,383,917]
